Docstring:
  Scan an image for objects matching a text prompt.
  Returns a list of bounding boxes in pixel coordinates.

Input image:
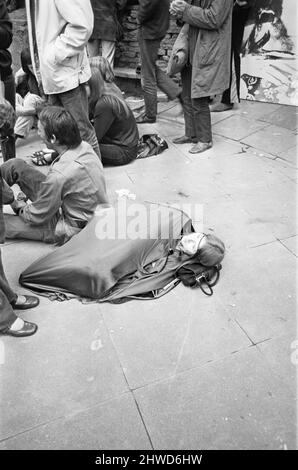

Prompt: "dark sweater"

[0,0,13,79]
[94,95,139,152]
[138,0,170,40]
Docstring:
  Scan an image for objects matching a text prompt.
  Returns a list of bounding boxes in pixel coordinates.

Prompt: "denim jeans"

[0,249,17,331]
[138,31,181,119]
[1,73,16,162]
[181,65,212,143]
[1,159,57,243]
[49,84,100,157]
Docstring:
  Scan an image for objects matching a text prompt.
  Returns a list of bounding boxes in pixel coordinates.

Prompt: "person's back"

[138,0,170,40]
[94,94,139,149]
[50,141,108,230]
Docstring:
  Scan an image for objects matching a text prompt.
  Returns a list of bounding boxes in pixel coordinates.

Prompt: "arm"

[19,173,63,226]
[53,0,94,63]
[0,0,13,49]
[182,0,233,30]
[137,0,159,25]
[93,99,115,142]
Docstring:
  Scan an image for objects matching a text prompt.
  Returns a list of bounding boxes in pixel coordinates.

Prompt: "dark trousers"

[181,65,212,143]
[138,31,181,119]
[100,144,137,166]
[222,7,250,105]
[49,84,100,157]
[1,159,57,243]
[1,74,16,162]
[0,249,17,331]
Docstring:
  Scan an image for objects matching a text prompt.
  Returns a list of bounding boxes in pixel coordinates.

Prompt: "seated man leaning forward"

[1,106,109,245]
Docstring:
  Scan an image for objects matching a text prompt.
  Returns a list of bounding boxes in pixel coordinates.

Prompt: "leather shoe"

[135,114,156,124]
[189,142,213,154]
[172,135,196,144]
[2,321,38,337]
[210,102,233,112]
[11,295,40,310]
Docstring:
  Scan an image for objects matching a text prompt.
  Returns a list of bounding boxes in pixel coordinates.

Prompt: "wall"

[115,5,180,71]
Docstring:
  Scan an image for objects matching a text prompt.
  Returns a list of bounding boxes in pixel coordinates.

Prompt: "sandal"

[31,150,54,166]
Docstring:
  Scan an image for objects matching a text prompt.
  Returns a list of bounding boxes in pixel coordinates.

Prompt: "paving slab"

[0,392,151,450]
[215,241,297,344]
[242,124,297,156]
[1,241,53,293]
[258,105,298,131]
[102,285,251,389]
[257,334,297,391]
[134,346,296,450]
[212,115,269,141]
[279,235,298,257]
[278,145,298,168]
[203,198,277,252]
[0,300,128,441]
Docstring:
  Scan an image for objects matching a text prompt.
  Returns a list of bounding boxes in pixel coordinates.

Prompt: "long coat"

[90,0,127,42]
[182,0,233,98]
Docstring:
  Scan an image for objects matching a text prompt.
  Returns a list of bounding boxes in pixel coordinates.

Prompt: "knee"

[1,158,27,178]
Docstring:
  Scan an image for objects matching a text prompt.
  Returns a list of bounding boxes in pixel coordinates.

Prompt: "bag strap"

[195,266,221,296]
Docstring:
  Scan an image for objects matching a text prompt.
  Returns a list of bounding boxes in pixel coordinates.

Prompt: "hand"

[170,0,187,15]
[11,199,27,215]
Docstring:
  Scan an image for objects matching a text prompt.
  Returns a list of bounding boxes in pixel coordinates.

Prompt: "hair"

[88,67,130,120]
[196,234,225,267]
[20,47,32,75]
[39,106,82,148]
[89,56,115,83]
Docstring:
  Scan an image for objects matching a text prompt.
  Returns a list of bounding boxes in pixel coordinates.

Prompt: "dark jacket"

[90,0,127,41]
[138,0,170,40]
[182,0,233,98]
[0,0,13,79]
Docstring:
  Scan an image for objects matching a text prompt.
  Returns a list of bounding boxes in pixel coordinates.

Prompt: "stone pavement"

[0,100,297,450]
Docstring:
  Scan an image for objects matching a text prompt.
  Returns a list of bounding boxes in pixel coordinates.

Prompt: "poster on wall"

[240,0,298,106]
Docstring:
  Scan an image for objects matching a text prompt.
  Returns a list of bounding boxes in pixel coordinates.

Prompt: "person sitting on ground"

[89,56,123,99]
[20,203,225,303]
[1,106,109,245]
[14,48,45,144]
[88,66,139,166]
[1,167,38,338]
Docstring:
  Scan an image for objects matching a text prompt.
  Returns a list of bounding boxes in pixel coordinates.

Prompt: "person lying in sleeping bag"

[20,203,225,302]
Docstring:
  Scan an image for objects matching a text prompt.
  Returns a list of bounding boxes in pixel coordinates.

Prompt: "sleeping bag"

[20,203,196,302]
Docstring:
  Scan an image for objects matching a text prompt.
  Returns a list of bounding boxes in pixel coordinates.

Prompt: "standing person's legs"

[137,33,160,121]
[173,65,197,143]
[155,65,181,102]
[49,85,100,157]
[1,74,16,161]
[232,7,250,101]
[0,249,17,331]
[101,40,116,67]
[87,39,100,58]
[0,250,38,337]
[189,96,213,154]
[221,7,250,107]
[0,249,17,305]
